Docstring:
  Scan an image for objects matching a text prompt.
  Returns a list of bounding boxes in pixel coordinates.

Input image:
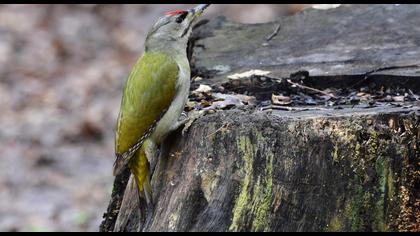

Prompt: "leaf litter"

[186,69,420,115]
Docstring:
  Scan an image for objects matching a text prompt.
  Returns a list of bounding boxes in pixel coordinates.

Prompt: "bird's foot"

[179,111,188,121]
[169,111,190,136]
[181,110,209,136]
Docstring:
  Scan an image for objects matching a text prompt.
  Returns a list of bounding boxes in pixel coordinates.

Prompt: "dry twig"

[266,24,281,41]
[261,105,329,112]
[286,79,338,99]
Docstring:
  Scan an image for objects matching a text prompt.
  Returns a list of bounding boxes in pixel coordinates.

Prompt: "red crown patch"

[164,10,187,16]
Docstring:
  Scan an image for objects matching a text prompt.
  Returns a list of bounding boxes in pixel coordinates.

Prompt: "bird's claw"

[179,111,188,121]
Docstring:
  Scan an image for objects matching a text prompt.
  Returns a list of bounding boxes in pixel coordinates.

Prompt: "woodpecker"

[113,4,210,223]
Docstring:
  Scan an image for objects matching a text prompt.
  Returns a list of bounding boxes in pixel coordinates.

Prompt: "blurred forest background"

[0,4,310,231]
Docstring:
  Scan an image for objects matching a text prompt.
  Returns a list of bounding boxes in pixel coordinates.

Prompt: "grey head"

[145,4,210,52]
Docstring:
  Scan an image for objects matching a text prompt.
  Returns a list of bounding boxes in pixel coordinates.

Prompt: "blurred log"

[100,4,420,232]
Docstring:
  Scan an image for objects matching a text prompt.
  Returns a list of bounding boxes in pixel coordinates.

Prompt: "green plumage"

[115,52,178,156]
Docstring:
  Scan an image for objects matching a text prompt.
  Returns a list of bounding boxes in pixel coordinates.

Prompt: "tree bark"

[100,4,420,232]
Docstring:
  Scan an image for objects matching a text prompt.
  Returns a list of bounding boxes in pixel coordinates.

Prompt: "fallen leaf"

[194,84,212,93]
[392,96,405,102]
[227,69,271,80]
[202,93,257,111]
[319,95,332,101]
[213,93,256,105]
[271,94,292,105]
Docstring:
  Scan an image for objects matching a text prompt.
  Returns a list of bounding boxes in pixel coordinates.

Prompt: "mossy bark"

[100,108,419,232]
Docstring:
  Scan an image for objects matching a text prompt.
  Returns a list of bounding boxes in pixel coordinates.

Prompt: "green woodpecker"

[113,4,210,213]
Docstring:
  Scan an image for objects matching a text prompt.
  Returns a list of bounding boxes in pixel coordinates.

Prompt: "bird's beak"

[188,4,210,21]
[180,4,210,38]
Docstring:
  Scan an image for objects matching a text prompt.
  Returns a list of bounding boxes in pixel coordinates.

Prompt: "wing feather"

[113,52,178,175]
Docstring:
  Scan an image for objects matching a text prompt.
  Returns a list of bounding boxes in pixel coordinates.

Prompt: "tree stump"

[100,4,419,232]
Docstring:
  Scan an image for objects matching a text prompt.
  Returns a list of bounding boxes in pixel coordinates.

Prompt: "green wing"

[115,52,178,161]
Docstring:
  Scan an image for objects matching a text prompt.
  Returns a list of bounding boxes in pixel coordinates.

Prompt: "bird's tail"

[129,146,154,229]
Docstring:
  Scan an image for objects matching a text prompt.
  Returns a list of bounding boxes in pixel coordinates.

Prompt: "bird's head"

[145,4,210,51]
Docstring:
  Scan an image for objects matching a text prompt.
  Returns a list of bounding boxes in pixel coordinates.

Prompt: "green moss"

[325,181,365,232]
[373,155,393,231]
[323,121,396,232]
[346,181,364,231]
[367,129,379,162]
[313,116,418,232]
[229,135,254,232]
[252,152,273,231]
[229,129,274,232]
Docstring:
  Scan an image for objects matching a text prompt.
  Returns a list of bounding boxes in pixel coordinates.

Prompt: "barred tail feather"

[113,145,154,230]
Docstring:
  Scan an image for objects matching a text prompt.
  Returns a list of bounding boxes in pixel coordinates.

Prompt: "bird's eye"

[175,12,188,23]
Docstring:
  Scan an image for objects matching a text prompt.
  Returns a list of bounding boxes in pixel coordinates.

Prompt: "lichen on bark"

[229,128,274,232]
